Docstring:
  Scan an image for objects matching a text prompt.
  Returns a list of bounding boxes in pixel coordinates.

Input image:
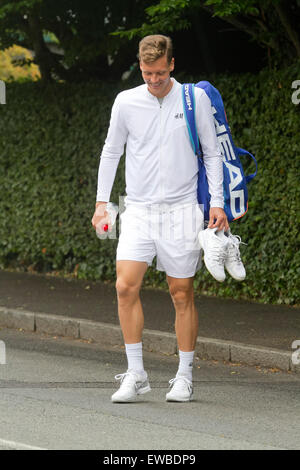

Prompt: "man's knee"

[168,280,194,307]
[116,260,147,300]
[115,278,141,300]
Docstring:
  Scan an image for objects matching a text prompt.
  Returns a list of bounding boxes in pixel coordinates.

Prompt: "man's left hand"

[208,207,229,231]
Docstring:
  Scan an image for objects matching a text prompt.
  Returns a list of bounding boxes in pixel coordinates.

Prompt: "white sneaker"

[198,228,229,282]
[111,370,151,403]
[224,230,246,281]
[166,376,193,402]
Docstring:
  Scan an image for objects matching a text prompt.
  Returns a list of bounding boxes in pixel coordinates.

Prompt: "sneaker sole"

[198,231,206,251]
[166,394,193,402]
[111,384,151,403]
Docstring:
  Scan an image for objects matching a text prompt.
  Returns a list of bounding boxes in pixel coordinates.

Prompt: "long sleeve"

[195,90,224,208]
[96,94,128,202]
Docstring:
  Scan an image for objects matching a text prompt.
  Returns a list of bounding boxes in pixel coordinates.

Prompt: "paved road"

[0,328,299,450]
[1,269,299,350]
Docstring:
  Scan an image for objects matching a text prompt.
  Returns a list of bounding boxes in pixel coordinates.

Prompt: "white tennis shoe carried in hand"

[198,227,246,282]
[111,369,151,403]
[198,227,229,282]
[224,229,246,281]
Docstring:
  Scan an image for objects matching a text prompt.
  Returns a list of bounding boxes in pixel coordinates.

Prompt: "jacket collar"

[145,77,181,101]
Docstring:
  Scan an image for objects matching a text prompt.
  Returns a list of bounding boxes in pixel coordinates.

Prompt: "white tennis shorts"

[116,201,204,278]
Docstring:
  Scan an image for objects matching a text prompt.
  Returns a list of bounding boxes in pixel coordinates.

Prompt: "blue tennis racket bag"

[182,81,257,222]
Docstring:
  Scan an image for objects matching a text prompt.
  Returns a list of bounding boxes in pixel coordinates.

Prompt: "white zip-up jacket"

[96,78,223,207]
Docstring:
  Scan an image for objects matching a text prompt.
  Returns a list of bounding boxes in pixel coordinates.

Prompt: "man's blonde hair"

[139,35,173,64]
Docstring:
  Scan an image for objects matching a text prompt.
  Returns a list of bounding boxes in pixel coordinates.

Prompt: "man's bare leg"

[165,275,198,401]
[115,260,148,344]
[167,275,198,351]
[111,260,151,403]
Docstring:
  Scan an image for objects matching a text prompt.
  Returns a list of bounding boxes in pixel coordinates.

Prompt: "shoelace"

[207,242,228,265]
[227,234,247,263]
[169,376,193,393]
[115,371,136,384]
[115,371,143,390]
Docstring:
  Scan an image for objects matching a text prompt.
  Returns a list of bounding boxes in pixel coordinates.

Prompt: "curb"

[0,306,298,374]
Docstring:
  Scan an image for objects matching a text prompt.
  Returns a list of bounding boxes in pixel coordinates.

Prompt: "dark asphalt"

[0,269,299,351]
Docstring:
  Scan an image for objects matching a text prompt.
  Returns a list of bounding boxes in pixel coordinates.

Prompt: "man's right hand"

[91,202,111,234]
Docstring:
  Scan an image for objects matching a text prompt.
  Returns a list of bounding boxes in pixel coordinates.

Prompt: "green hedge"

[0,64,299,305]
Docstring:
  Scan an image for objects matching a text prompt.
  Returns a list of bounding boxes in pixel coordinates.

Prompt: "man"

[92,35,228,403]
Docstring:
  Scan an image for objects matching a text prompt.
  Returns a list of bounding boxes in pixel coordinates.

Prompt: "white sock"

[176,350,194,381]
[125,342,145,375]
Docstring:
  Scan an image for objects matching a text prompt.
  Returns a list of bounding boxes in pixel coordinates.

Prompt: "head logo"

[0,80,6,104]
[184,84,192,111]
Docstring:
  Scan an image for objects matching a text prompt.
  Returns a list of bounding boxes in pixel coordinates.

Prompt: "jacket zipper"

[159,102,164,203]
